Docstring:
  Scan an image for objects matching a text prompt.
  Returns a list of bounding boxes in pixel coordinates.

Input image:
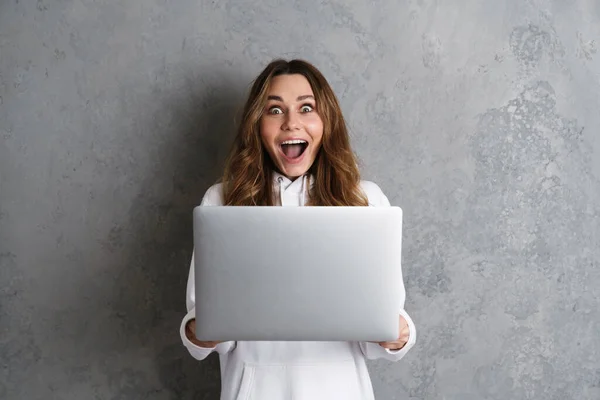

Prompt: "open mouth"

[280,139,308,160]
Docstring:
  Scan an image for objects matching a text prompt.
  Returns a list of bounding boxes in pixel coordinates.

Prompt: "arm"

[179,184,236,360]
[359,183,417,361]
[179,253,236,360]
[359,310,417,361]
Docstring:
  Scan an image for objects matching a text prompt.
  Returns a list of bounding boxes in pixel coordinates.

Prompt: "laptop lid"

[193,206,403,342]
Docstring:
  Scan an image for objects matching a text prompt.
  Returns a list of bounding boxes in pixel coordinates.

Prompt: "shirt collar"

[272,171,313,193]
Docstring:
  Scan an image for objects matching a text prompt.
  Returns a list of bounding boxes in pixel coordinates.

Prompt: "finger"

[399,315,409,329]
[186,319,196,334]
[379,341,402,350]
[396,327,409,339]
[394,335,408,344]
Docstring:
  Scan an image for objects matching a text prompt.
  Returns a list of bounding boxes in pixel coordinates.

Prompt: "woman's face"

[259,74,324,180]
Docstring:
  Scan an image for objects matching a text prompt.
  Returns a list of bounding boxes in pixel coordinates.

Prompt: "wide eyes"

[267,104,314,115]
[268,106,284,115]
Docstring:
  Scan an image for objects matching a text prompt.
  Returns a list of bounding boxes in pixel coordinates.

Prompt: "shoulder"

[200,183,225,206]
[359,180,391,207]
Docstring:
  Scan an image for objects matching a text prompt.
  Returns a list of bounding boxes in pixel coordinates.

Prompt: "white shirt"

[179,172,417,400]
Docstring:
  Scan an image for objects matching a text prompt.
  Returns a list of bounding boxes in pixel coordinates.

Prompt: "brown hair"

[221,59,368,206]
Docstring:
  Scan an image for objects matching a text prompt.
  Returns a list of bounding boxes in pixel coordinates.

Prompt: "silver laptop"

[193,206,403,342]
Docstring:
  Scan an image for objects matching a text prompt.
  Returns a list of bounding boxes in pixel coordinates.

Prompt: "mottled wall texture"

[1,0,599,399]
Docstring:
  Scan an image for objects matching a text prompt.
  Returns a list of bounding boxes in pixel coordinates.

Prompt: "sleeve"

[179,184,236,360]
[359,184,417,362]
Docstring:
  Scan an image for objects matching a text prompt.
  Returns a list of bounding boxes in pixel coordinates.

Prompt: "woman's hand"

[185,319,222,348]
[378,315,410,351]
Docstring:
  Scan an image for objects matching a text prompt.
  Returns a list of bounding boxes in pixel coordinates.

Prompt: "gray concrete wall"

[1,1,599,399]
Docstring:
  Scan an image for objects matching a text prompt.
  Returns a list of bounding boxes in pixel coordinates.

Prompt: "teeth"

[281,140,307,145]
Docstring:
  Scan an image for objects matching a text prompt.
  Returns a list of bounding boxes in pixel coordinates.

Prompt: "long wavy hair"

[221,59,368,206]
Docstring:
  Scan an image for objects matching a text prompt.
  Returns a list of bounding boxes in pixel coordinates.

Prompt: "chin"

[278,163,311,179]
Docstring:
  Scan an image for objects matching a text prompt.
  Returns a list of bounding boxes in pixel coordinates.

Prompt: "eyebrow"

[267,95,315,101]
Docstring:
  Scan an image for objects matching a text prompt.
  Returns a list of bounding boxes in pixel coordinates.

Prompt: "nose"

[282,112,300,131]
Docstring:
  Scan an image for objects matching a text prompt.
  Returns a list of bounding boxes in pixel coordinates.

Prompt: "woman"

[179,59,416,399]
